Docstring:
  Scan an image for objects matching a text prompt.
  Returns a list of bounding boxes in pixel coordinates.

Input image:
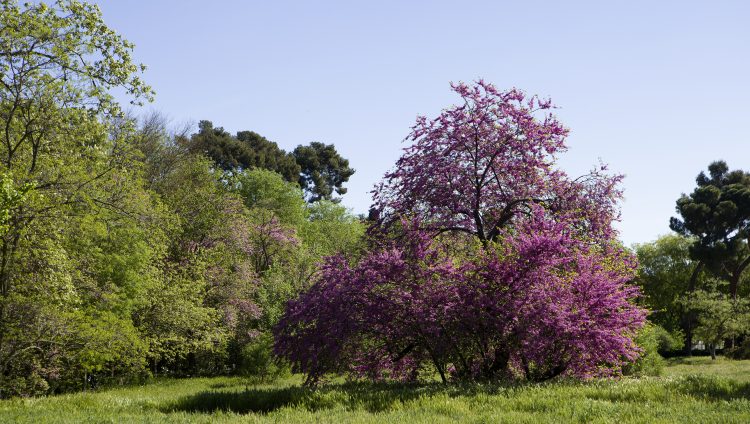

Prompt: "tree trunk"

[709,344,716,360]
[683,261,704,356]
[729,255,750,300]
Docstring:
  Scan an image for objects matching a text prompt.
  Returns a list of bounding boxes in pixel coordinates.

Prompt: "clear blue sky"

[94,0,749,247]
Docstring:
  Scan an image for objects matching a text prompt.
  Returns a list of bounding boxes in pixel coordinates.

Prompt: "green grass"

[664,356,750,383]
[2,358,750,423]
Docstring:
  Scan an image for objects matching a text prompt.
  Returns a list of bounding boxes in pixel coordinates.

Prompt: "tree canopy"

[293,141,355,202]
[275,81,645,385]
[186,122,355,203]
[186,121,300,182]
[670,161,750,298]
[0,1,366,397]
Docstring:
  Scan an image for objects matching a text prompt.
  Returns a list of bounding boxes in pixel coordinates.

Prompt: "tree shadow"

[165,380,512,415]
[670,375,750,402]
[167,385,310,414]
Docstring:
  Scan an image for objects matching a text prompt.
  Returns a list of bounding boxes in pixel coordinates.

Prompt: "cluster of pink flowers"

[274,81,645,384]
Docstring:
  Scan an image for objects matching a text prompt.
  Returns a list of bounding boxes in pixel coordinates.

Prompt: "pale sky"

[94,0,750,246]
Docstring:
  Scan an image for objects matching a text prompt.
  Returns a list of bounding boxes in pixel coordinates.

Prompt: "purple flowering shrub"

[274,81,646,384]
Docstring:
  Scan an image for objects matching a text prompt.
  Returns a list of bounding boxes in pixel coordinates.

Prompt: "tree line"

[0,0,362,397]
[636,161,750,359]
[2,0,748,398]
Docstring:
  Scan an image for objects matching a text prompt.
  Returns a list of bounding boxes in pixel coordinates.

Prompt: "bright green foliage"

[635,235,704,333]
[232,168,307,228]
[300,200,365,257]
[237,333,289,380]
[0,0,156,397]
[652,325,684,353]
[293,142,355,202]
[682,290,750,359]
[623,322,665,376]
[634,234,713,353]
[0,174,32,235]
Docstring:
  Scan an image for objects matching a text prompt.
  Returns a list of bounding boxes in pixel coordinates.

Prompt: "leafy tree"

[670,161,750,299]
[623,322,667,376]
[293,142,355,202]
[0,0,155,396]
[0,0,152,297]
[141,152,262,375]
[300,200,365,257]
[275,81,645,385]
[235,130,299,183]
[683,290,750,359]
[187,121,300,182]
[635,234,711,352]
[231,168,307,229]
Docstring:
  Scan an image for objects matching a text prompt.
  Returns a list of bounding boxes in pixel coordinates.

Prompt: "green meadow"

[2,357,749,423]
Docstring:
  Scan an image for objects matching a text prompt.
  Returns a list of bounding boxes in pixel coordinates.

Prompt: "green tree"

[293,142,355,202]
[635,234,709,353]
[0,0,154,396]
[300,200,364,257]
[231,168,307,228]
[1,0,152,295]
[186,121,300,182]
[683,290,750,359]
[670,161,750,300]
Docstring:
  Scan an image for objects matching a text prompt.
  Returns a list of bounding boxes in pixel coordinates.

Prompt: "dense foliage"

[5,0,747,403]
[670,161,750,299]
[0,0,364,397]
[293,142,355,202]
[275,81,646,384]
[186,122,355,202]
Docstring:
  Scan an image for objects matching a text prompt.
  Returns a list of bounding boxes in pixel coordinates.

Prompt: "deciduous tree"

[276,81,645,384]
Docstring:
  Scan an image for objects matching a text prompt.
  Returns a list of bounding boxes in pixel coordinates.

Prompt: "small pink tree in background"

[274,81,646,384]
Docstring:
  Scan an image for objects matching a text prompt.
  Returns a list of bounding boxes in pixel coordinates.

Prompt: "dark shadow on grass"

[167,385,310,414]
[671,375,750,401]
[208,382,231,389]
[165,380,524,415]
[166,376,750,415]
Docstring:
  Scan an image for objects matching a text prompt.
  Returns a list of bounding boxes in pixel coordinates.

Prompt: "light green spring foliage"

[634,234,706,334]
[301,200,365,258]
[1,359,750,423]
[683,290,750,348]
[623,322,665,376]
[232,168,307,229]
[0,174,32,235]
[0,0,158,396]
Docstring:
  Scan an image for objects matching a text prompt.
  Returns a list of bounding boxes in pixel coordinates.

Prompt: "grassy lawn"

[664,356,750,383]
[1,358,749,423]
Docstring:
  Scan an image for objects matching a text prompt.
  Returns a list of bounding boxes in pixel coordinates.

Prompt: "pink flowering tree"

[275,81,646,384]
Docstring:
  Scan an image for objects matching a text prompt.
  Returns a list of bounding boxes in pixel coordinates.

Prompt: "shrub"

[239,333,289,381]
[624,322,665,376]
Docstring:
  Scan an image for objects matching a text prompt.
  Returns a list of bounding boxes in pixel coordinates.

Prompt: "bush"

[624,322,665,376]
[726,338,750,360]
[239,333,289,381]
[653,326,684,354]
